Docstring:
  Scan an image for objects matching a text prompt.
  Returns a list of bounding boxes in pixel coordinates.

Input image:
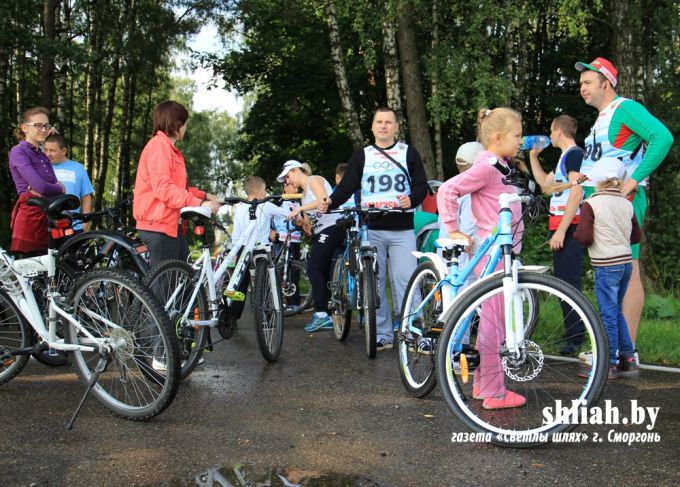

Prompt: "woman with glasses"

[9,106,65,256]
[133,100,220,268]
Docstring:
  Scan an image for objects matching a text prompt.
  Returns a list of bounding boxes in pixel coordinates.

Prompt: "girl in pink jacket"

[437,107,526,410]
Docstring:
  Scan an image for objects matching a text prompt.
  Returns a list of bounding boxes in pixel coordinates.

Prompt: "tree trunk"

[610,0,638,99]
[54,0,70,129]
[430,0,443,180]
[96,6,124,210]
[325,0,364,151]
[84,0,98,176]
[381,0,403,137]
[397,0,435,179]
[40,0,58,109]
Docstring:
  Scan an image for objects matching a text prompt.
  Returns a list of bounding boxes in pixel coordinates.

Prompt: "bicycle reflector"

[50,218,73,239]
[194,225,205,236]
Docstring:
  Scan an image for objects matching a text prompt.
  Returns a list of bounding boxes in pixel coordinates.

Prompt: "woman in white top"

[277,160,344,332]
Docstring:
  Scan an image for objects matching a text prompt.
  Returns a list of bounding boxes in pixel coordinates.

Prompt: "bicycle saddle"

[26,194,80,218]
[180,206,212,223]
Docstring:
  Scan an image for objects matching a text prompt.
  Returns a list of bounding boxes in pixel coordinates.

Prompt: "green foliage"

[643,293,680,320]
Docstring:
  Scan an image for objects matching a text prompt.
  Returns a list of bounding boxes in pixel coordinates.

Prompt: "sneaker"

[482,391,526,410]
[376,338,393,351]
[472,385,482,400]
[197,357,206,366]
[559,342,581,356]
[416,339,432,356]
[578,350,593,366]
[608,365,619,380]
[304,315,333,332]
[152,358,167,372]
[617,353,640,378]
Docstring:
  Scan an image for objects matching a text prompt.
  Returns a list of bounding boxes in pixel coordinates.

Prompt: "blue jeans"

[594,263,634,365]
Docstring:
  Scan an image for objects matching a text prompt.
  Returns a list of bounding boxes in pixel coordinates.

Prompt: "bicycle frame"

[168,207,282,329]
[406,192,541,359]
[1,249,109,353]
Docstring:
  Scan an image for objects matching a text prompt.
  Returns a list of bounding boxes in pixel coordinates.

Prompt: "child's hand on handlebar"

[201,200,220,214]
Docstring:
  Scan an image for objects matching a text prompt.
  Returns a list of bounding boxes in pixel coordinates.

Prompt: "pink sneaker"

[482,391,526,410]
[472,386,482,400]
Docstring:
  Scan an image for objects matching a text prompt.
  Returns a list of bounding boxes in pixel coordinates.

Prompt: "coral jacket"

[133,131,206,237]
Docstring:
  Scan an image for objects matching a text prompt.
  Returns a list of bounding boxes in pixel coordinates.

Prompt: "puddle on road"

[159,463,385,487]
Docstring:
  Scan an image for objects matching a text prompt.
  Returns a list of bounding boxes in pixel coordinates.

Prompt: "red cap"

[575,57,618,87]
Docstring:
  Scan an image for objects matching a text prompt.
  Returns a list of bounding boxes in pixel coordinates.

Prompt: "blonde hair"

[596,178,623,191]
[300,163,312,176]
[476,107,522,148]
[14,106,50,141]
[244,175,266,196]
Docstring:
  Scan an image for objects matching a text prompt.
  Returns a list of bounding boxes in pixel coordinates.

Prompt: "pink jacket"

[437,150,524,251]
[133,131,206,237]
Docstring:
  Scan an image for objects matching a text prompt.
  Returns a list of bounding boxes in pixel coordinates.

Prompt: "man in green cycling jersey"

[576,57,674,366]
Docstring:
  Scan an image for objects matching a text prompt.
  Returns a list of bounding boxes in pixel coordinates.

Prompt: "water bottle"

[521,135,551,151]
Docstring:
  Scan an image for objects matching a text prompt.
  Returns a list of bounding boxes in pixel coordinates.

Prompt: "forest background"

[1,0,678,294]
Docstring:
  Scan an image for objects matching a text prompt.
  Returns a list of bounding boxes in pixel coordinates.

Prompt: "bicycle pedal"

[224,290,245,301]
[0,346,15,366]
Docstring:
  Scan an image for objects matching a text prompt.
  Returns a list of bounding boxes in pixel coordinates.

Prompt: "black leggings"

[308,225,345,313]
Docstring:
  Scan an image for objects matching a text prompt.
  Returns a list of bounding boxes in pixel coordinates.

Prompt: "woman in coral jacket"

[133,100,219,268]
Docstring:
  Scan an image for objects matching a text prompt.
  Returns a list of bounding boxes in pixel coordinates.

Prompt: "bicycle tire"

[276,259,313,316]
[331,257,351,341]
[67,269,180,420]
[436,272,608,447]
[0,289,31,385]
[361,258,377,359]
[253,258,284,362]
[398,261,440,397]
[143,260,209,381]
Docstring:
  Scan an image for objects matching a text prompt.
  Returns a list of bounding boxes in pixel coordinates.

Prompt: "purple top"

[8,141,62,195]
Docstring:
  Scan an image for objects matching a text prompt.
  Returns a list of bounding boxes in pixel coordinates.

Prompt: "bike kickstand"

[64,355,110,430]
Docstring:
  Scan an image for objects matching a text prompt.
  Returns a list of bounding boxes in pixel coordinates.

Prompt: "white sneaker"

[152,358,167,371]
[578,350,593,366]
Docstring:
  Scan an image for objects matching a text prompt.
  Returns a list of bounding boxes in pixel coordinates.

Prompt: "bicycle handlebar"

[327,205,411,215]
[220,194,301,206]
[72,198,132,224]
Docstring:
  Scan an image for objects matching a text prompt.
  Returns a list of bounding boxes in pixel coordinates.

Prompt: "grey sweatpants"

[368,229,417,343]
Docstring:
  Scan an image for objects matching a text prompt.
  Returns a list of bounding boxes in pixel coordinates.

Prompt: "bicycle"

[0,194,180,427]
[29,199,150,367]
[399,178,608,446]
[143,194,301,379]
[59,198,149,279]
[273,221,313,316]
[328,206,407,358]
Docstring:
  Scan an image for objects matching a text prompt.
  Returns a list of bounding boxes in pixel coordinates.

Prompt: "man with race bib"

[575,57,674,364]
[320,107,428,351]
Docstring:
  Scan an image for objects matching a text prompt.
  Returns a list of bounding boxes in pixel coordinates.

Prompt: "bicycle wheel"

[330,257,352,341]
[253,258,284,362]
[276,259,313,316]
[436,272,608,447]
[31,262,74,366]
[67,269,180,420]
[144,260,209,381]
[398,261,440,397]
[0,289,31,385]
[360,258,377,359]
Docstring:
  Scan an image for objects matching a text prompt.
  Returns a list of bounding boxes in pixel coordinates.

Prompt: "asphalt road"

[1,310,679,487]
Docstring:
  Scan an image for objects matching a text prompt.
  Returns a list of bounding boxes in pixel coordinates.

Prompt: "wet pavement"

[1,310,679,487]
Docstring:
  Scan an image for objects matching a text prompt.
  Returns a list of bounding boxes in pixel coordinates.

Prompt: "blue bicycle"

[328,206,406,358]
[399,175,608,446]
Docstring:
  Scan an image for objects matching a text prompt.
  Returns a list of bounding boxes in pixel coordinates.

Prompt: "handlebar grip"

[281,193,302,200]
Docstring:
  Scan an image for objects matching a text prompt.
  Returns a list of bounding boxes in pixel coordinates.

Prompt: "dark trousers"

[551,224,585,345]
[138,227,189,269]
[308,225,345,313]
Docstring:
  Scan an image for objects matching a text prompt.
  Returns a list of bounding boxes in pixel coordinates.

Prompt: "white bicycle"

[0,195,180,428]
[144,194,301,379]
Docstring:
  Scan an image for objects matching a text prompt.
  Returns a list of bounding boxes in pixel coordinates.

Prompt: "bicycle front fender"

[436,264,549,326]
[57,230,149,275]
